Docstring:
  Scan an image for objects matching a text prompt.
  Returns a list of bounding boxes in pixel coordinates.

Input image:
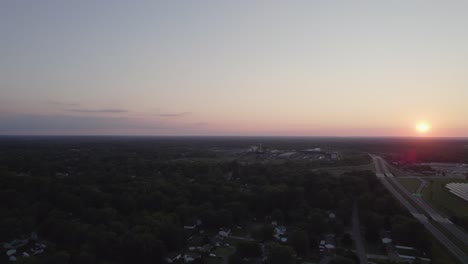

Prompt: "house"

[165,253,182,263]
[324,234,336,253]
[325,244,335,250]
[318,234,336,255]
[184,219,202,230]
[183,253,199,262]
[274,226,287,242]
[274,226,286,236]
[394,245,431,263]
[319,240,325,253]
[31,242,46,255]
[199,244,213,252]
[218,228,231,237]
[382,237,392,244]
[3,239,28,249]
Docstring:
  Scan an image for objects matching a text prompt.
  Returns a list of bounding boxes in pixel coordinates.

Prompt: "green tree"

[330,256,355,264]
[228,253,245,264]
[48,251,71,264]
[237,241,262,258]
[271,209,284,224]
[290,230,310,256]
[268,244,295,264]
[252,224,274,241]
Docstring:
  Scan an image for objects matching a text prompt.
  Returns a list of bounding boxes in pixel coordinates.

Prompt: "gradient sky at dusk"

[1,1,467,136]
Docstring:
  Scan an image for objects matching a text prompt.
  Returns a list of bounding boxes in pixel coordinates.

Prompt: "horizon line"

[1,134,468,139]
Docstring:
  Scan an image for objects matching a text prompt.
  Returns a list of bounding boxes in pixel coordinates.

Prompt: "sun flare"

[416,122,430,134]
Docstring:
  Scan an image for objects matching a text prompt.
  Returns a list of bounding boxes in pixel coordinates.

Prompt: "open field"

[422,178,468,219]
[431,237,462,264]
[397,178,421,193]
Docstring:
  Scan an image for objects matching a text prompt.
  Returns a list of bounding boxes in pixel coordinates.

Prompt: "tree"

[252,224,274,241]
[268,244,295,264]
[341,233,352,247]
[228,253,245,264]
[330,256,355,264]
[218,209,233,227]
[290,230,309,256]
[48,251,71,264]
[237,241,262,258]
[271,209,284,224]
[73,251,95,264]
[307,210,328,236]
[364,213,383,242]
[158,224,184,251]
[121,233,167,264]
[316,189,334,209]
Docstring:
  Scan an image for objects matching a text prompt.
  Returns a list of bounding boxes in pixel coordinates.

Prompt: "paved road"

[415,178,427,194]
[370,155,468,264]
[377,156,468,246]
[351,201,368,264]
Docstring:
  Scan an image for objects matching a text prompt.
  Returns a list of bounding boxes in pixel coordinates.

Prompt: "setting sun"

[416,122,430,134]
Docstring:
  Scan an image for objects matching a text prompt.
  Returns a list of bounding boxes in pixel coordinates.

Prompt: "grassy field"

[397,178,421,193]
[431,237,462,264]
[388,164,411,177]
[422,178,468,219]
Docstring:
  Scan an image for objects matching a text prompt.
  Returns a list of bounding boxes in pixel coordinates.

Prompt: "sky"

[1,0,467,137]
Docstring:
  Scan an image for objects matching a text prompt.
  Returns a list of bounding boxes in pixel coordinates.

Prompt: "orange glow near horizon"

[416,122,430,134]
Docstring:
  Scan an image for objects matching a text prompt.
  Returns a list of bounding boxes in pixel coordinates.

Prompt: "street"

[370,155,468,263]
[351,201,368,264]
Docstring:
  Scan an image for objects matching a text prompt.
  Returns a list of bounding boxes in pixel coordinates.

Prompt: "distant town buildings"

[244,145,341,162]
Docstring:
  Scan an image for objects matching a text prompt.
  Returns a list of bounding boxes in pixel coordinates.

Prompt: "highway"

[370,155,468,264]
[376,156,468,246]
[415,178,427,194]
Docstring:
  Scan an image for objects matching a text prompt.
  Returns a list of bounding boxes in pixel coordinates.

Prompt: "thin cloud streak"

[47,101,80,107]
[66,108,128,113]
[158,112,191,117]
